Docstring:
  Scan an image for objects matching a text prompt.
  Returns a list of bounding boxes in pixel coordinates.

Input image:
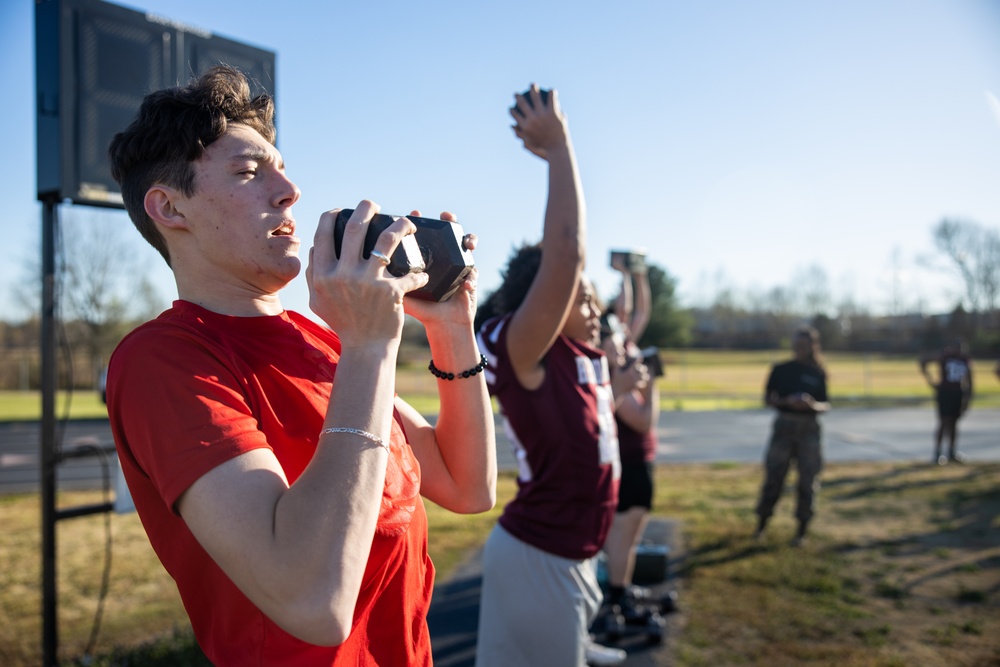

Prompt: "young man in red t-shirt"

[106,65,496,666]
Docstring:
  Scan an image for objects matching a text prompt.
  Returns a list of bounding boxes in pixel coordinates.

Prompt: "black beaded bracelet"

[429,354,488,380]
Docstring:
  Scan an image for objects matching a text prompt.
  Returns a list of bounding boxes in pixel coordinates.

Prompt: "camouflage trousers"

[756,412,823,524]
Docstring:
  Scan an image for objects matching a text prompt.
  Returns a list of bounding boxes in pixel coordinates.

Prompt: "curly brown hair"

[107,65,275,266]
[475,244,543,330]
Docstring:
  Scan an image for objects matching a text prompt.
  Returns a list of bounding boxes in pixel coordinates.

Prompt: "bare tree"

[11,235,41,323]
[8,210,167,388]
[931,219,1000,321]
[61,211,151,368]
[791,263,831,317]
[977,231,1000,318]
[49,209,167,388]
[932,219,1000,335]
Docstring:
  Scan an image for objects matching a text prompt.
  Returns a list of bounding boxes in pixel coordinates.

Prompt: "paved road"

[2,408,998,494]
[0,418,121,494]
[493,406,999,470]
[654,406,999,465]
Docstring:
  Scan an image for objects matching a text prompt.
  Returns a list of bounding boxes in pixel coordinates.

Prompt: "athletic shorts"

[616,461,654,512]
[937,387,965,417]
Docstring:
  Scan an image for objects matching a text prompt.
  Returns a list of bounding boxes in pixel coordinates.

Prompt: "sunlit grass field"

[657,350,1000,410]
[660,461,1000,667]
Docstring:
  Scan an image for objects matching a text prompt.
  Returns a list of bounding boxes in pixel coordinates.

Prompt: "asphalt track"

[2,407,997,494]
[653,405,999,465]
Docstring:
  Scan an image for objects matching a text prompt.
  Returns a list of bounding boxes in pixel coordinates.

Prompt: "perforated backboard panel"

[36,0,276,208]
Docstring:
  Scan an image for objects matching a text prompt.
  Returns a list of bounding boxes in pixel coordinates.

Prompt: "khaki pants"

[756,413,823,524]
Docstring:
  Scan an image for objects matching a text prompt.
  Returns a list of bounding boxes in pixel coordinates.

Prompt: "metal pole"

[41,198,58,667]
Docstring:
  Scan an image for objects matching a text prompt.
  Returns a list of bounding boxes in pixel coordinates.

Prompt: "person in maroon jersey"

[920,338,974,464]
[474,85,625,667]
[599,255,660,621]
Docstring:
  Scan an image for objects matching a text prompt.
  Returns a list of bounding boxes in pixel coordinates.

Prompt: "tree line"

[1,218,997,392]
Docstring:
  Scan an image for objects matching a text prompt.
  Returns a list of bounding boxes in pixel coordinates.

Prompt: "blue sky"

[3,0,1000,323]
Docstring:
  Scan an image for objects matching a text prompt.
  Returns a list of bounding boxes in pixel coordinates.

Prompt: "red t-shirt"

[107,301,433,666]
[478,314,620,560]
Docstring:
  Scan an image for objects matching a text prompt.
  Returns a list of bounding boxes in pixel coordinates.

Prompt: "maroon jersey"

[478,314,620,560]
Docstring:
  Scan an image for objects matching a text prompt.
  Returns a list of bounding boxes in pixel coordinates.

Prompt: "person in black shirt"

[754,327,830,546]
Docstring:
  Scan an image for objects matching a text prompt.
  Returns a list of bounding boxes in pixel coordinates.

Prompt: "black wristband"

[429,354,488,380]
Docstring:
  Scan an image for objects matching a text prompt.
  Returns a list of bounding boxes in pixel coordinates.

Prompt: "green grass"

[659,350,1000,410]
[5,350,998,421]
[0,391,110,421]
[659,461,1000,667]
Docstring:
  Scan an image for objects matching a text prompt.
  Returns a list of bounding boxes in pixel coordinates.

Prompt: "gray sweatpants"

[475,524,603,667]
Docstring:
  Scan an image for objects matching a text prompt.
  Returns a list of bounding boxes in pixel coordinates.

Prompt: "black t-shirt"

[765,360,828,414]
